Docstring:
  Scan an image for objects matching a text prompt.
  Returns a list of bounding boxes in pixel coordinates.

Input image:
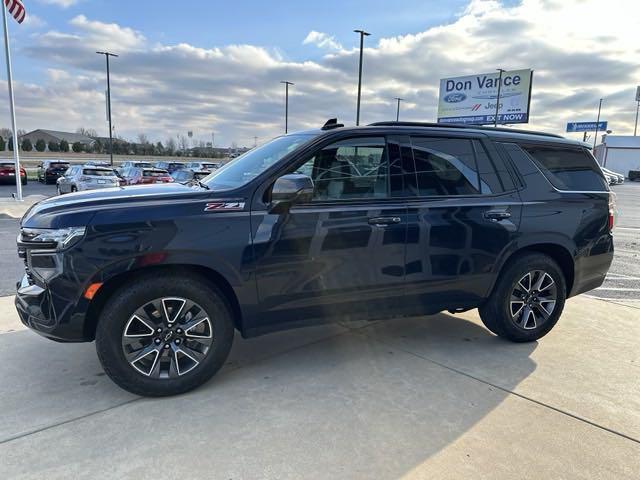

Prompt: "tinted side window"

[473,140,515,193]
[410,137,480,196]
[292,137,388,201]
[520,144,607,191]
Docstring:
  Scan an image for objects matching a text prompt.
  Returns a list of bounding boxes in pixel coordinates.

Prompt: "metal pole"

[280,81,293,134]
[394,97,403,121]
[593,98,602,152]
[106,54,113,165]
[97,51,118,165]
[354,29,370,126]
[634,101,639,136]
[494,68,504,127]
[2,4,22,201]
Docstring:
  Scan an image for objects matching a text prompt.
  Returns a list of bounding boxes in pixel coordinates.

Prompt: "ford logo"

[444,93,467,103]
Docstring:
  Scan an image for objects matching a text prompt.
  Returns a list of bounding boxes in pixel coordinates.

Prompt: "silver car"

[57,165,120,194]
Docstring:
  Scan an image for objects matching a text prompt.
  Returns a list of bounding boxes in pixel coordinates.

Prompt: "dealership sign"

[437,69,533,125]
[566,121,608,133]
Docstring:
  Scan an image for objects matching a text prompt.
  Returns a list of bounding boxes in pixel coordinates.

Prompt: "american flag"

[3,0,26,24]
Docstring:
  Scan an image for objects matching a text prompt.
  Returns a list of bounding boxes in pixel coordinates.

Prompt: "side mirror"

[270,174,314,212]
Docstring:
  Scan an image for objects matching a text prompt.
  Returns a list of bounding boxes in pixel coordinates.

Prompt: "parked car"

[154,161,184,173]
[119,167,173,185]
[15,120,615,397]
[0,161,27,185]
[56,165,120,194]
[183,161,220,172]
[601,167,623,184]
[117,161,153,176]
[603,171,616,185]
[629,170,640,181]
[171,169,210,184]
[37,160,70,184]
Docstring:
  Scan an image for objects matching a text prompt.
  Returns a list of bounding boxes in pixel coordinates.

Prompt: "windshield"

[204,134,315,190]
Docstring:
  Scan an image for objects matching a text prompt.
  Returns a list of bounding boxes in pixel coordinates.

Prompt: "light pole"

[494,68,505,127]
[280,81,293,134]
[393,97,403,121]
[634,100,639,137]
[593,98,603,152]
[354,29,370,126]
[96,51,118,165]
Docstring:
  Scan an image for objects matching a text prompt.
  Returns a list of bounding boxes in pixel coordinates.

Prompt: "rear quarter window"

[519,144,607,191]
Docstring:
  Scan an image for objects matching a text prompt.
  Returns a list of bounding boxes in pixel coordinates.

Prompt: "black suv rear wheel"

[479,253,566,342]
[96,274,234,396]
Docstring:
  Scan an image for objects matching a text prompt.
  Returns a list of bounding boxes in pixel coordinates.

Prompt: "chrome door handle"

[483,210,511,222]
[368,216,402,226]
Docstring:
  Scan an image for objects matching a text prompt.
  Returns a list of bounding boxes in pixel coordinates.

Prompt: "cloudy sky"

[1,0,639,147]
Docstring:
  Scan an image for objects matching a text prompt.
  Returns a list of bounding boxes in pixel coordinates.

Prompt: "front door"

[251,136,408,332]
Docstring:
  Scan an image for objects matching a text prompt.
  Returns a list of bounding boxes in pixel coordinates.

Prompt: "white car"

[601,167,624,184]
[57,165,120,194]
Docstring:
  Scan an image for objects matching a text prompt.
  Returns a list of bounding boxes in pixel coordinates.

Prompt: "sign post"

[437,69,533,125]
[634,86,640,137]
[2,0,26,201]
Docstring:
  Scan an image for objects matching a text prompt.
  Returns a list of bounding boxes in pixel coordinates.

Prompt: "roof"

[600,135,640,148]
[290,122,585,147]
[23,129,95,144]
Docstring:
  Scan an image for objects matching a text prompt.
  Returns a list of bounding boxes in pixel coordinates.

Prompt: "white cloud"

[3,0,640,146]
[303,31,342,50]
[38,0,80,8]
[22,14,46,29]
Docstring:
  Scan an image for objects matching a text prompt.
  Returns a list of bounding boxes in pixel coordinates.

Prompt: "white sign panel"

[437,69,533,125]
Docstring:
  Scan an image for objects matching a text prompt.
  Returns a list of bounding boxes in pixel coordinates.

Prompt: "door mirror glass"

[271,174,314,208]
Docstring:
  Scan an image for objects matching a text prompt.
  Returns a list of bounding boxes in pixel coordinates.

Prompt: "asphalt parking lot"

[0,181,638,478]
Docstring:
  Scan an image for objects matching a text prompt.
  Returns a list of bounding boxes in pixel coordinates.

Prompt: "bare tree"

[137,133,149,145]
[76,127,98,138]
[177,135,189,152]
[165,137,176,155]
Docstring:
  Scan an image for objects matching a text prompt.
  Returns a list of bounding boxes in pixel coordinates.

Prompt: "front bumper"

[15,274,88,342]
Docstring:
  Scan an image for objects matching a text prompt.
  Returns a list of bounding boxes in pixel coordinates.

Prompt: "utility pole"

[354,29,370,126]
[593,98,603,152]
[634,101,639,137]
[253,136,258,147]
[494,68,505,127]
[2,2,22,200]
[96,51,118,166]
[393,97,404,122]
[280,81,293,133]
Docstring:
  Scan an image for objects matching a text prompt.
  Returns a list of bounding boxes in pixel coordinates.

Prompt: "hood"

[21,183,210,228]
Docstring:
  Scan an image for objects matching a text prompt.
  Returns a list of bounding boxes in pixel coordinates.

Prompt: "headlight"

[20,226,86,251]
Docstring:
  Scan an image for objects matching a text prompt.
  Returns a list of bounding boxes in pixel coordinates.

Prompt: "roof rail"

[367,121,564,139]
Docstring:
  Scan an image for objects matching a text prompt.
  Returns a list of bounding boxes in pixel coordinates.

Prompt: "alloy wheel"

[121,297,213,379]
[509,270,557,330]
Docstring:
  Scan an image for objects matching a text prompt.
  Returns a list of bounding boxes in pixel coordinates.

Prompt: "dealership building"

[594,135,640,177]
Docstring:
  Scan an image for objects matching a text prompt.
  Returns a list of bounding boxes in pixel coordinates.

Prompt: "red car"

[119,167,173,186]
[0,161,27,185]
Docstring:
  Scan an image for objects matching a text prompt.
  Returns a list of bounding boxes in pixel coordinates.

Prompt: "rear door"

[251,135,408,332]
[401,133,523,313]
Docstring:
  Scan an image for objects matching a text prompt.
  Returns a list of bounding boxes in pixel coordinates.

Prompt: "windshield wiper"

[196,180,210,190]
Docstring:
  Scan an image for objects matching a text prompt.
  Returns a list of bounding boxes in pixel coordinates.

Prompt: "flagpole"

[2,2,22,201]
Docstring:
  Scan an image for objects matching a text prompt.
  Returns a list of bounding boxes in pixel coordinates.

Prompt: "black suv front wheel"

[96,274,234,396]
[479,253,566,342]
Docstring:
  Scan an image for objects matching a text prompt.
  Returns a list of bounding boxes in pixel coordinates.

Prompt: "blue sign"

[566,121,608,132]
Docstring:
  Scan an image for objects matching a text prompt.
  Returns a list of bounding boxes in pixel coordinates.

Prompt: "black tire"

[22,178,27,186]
[71,186,77,192]
[479,253,566,342]
[95,273,235,396]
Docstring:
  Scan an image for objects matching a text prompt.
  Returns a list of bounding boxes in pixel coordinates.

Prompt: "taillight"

[608,192,616,232]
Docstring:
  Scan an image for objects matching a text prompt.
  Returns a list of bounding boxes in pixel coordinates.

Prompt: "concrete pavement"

[1,294,638,479]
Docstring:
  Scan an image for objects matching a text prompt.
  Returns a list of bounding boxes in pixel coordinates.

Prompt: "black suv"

[15,121,614,396]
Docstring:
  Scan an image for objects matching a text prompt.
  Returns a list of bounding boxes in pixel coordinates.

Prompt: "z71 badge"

[204,201,245,212]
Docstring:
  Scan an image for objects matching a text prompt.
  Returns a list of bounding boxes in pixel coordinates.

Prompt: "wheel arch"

[84,264,244,340]
[493,242,575,297]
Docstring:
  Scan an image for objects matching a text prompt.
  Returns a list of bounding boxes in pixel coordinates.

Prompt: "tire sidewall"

[96,275,234,396]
